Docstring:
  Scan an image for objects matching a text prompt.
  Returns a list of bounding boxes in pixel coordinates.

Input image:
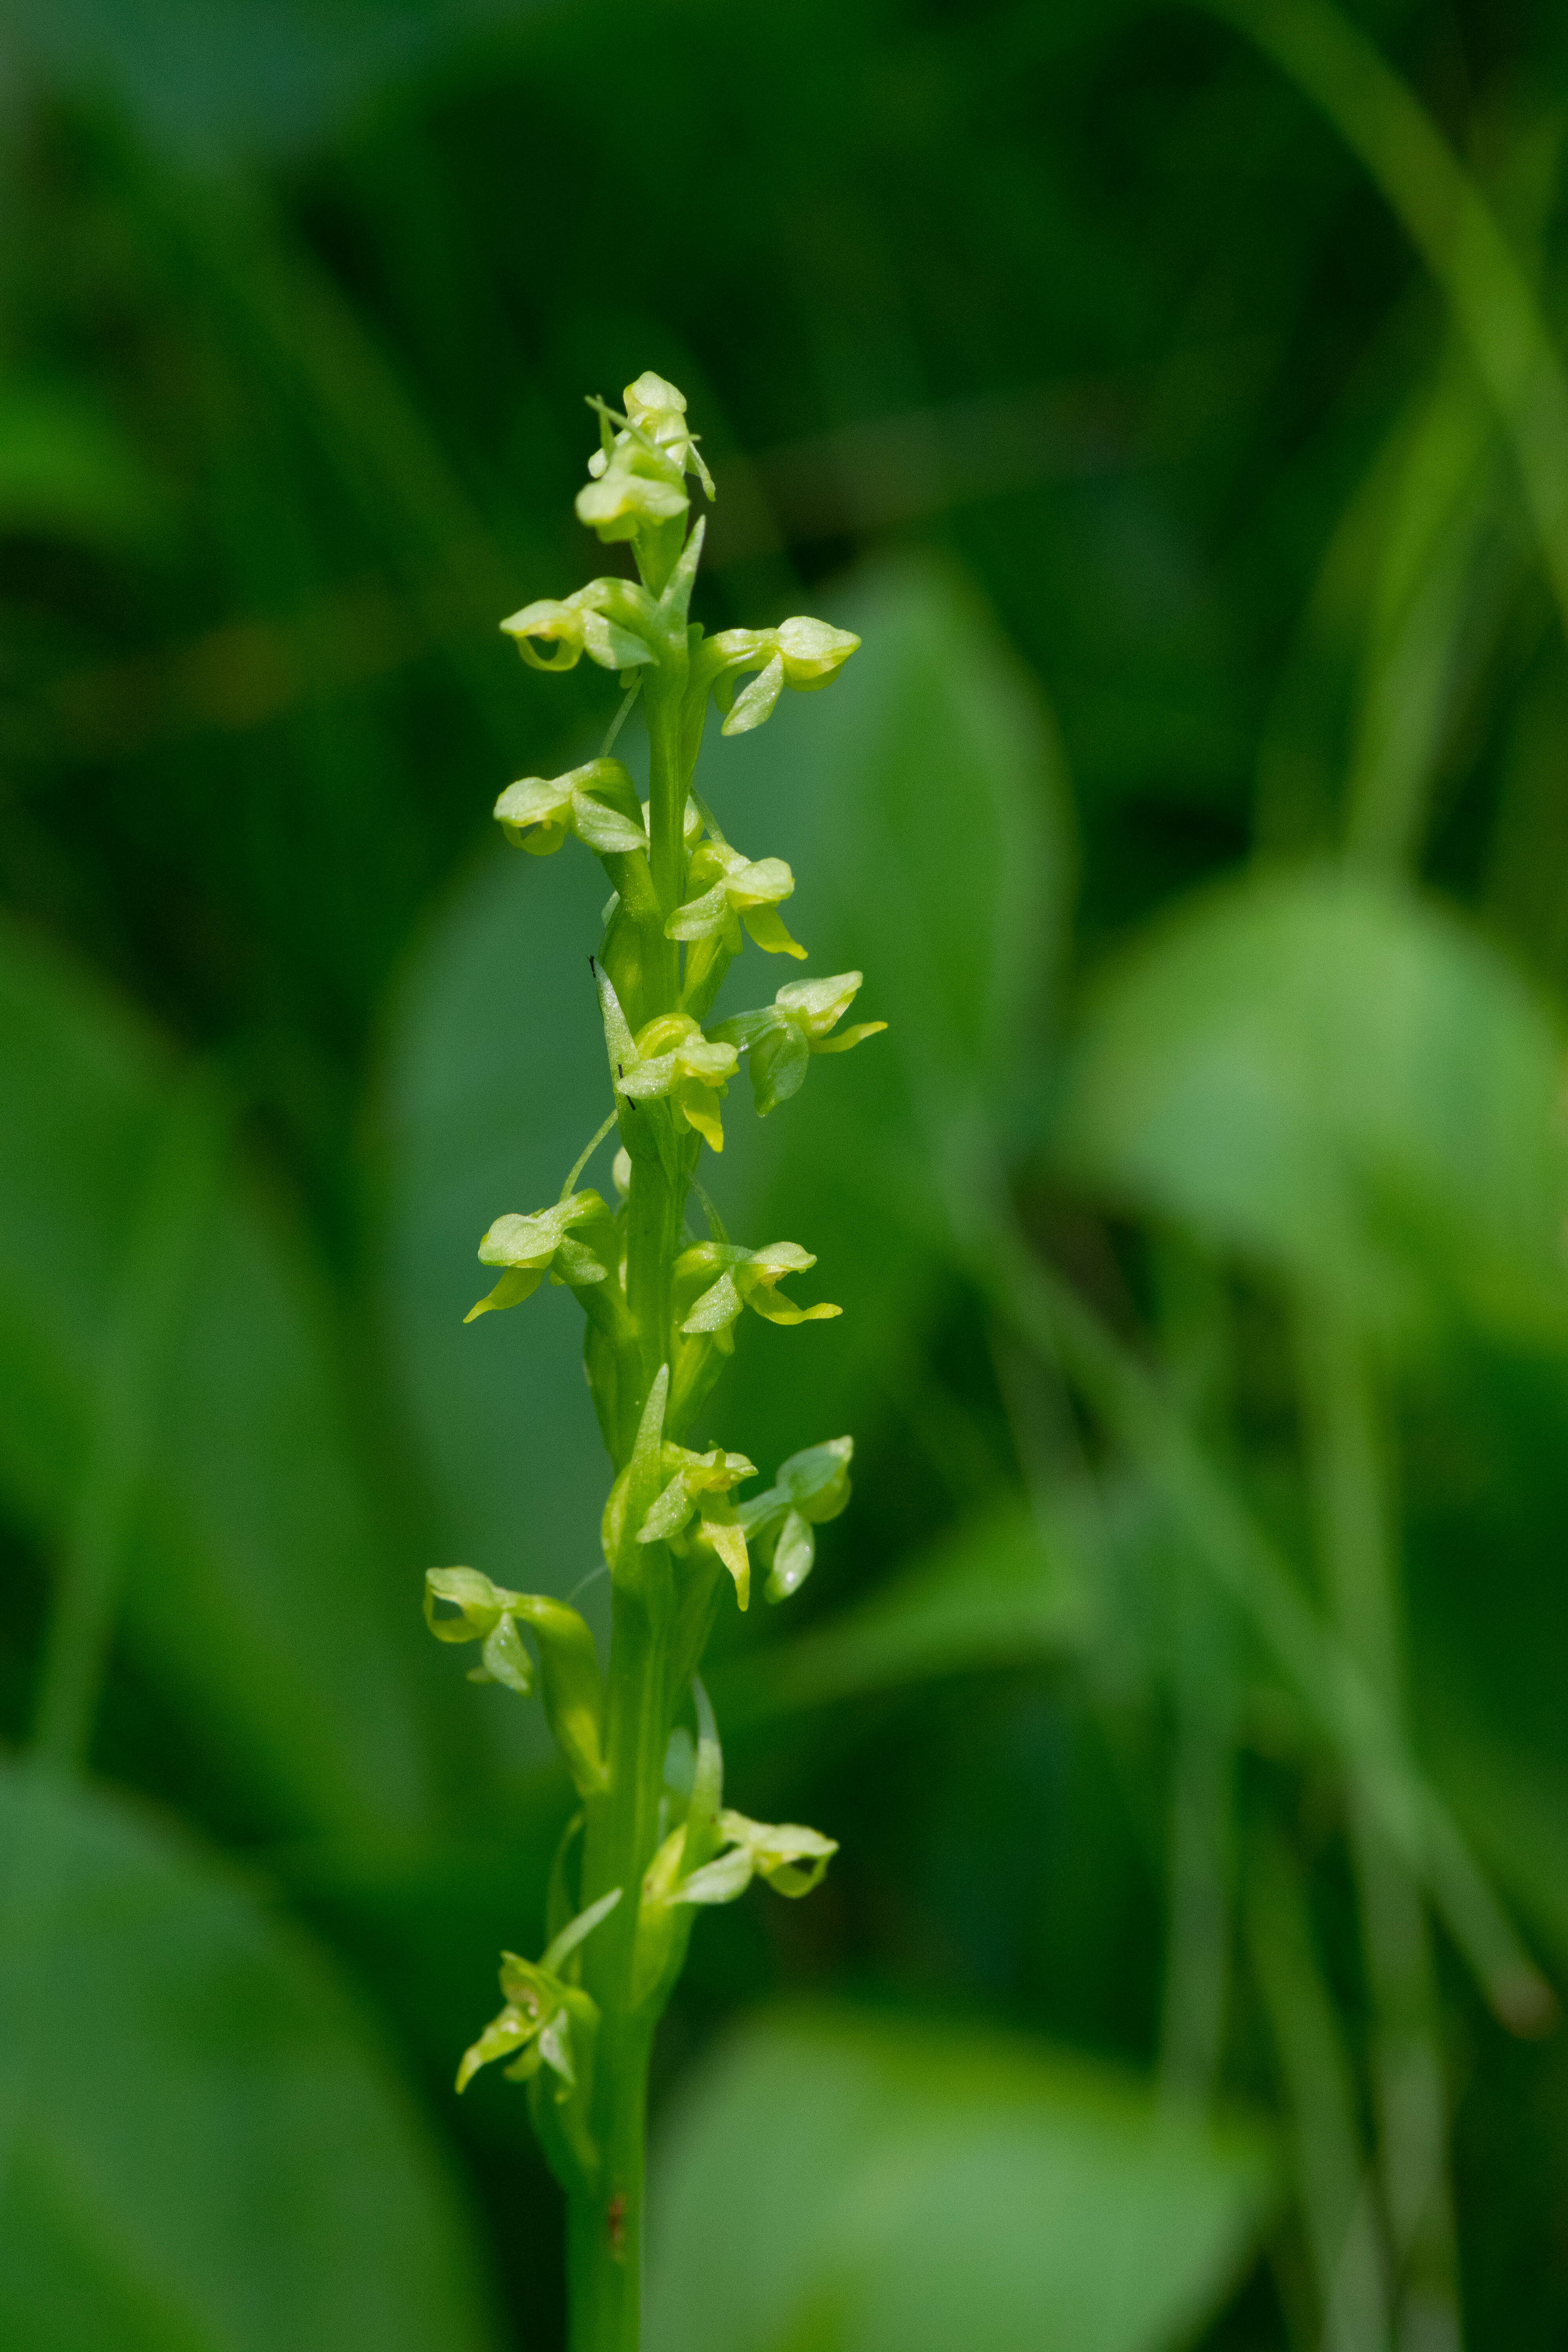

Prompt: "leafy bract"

[1054,868,1568,1339]
[646,2006,1272,2352]
[0,1765,498,2352]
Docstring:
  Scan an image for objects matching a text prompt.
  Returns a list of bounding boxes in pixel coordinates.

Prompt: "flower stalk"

[422,374,881,2350]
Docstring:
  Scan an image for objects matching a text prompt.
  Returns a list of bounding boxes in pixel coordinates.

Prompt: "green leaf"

[0,1764,499,2352]
[647,2006,1273,2352]
[0,915,444,1837]
[1054,868,1568,1339]
[376,843,620,1636]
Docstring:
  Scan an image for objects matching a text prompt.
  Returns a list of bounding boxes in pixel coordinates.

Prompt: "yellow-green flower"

[615,1012,739,1152]
[493,759,646,858]
[500,577,657,672]
[676,1240,840,1347]
[666,839,806,960]
[710,971,887,1114]
[465,1191,617,1321]
[701,615,860,735]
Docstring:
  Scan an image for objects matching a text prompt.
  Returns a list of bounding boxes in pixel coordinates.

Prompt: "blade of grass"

[1297,1289,1462,2351]
[1203,0,1568,652]
[961,1198,1550,2032]
[1247,1824,1392,2352]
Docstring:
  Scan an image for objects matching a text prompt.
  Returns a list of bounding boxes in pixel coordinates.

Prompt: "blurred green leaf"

[0,916,442,1836]
[719,1503,1087,1725]
[647,2005,1273,2352]
[1054,868,1568,1338]
[0,381,169,550]
[0,1763,498,2352]
[376,844,618,1610]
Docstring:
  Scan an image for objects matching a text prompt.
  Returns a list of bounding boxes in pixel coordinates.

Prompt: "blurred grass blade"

[0,1766,499,2352]
[117,151,531,744]
[970,1217,1551,2030]
[1296,1289,1460,2332]
[1206,0,1568,644]
[648,2005,1274,2352]
[1247,1829,1391,2352]
[33,1067,227,1774]
[1341,346,1503,871]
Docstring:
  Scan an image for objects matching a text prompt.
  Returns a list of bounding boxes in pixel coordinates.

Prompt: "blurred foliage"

[4,0,1568,2345]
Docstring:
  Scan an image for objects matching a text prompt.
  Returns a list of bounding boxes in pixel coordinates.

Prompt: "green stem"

[568,544,700,2352]
[1296,1291,1461,2352]
[572,1576,671,2350]
[1247,1825,1391,2352]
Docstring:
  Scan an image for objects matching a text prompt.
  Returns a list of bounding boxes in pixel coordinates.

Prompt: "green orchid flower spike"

[421,375,881,2350]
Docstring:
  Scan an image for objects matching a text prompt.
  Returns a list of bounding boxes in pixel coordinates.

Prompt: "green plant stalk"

[428,376,873,2352]
[1297,1292,1460,2352]
[1247,1826,1390,2352]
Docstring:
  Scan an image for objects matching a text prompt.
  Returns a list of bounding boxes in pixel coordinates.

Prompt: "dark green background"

[4,2,1568,2345]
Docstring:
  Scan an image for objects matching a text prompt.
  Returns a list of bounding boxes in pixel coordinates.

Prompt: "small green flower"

[455,1889,622,2190]
[500,577,657,672]
[674,1809,837,1903]
[465,1191,618,1321]
[710,971,887,1114]
[424,1566,608,1795]
[699,615,860,735]
[493,758,647,858]
[737,1436,854,1602]
[637,1440,757,1606]
[675,1240,841,1349]
[666,840,806,960]
[616,1011,739,1152]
